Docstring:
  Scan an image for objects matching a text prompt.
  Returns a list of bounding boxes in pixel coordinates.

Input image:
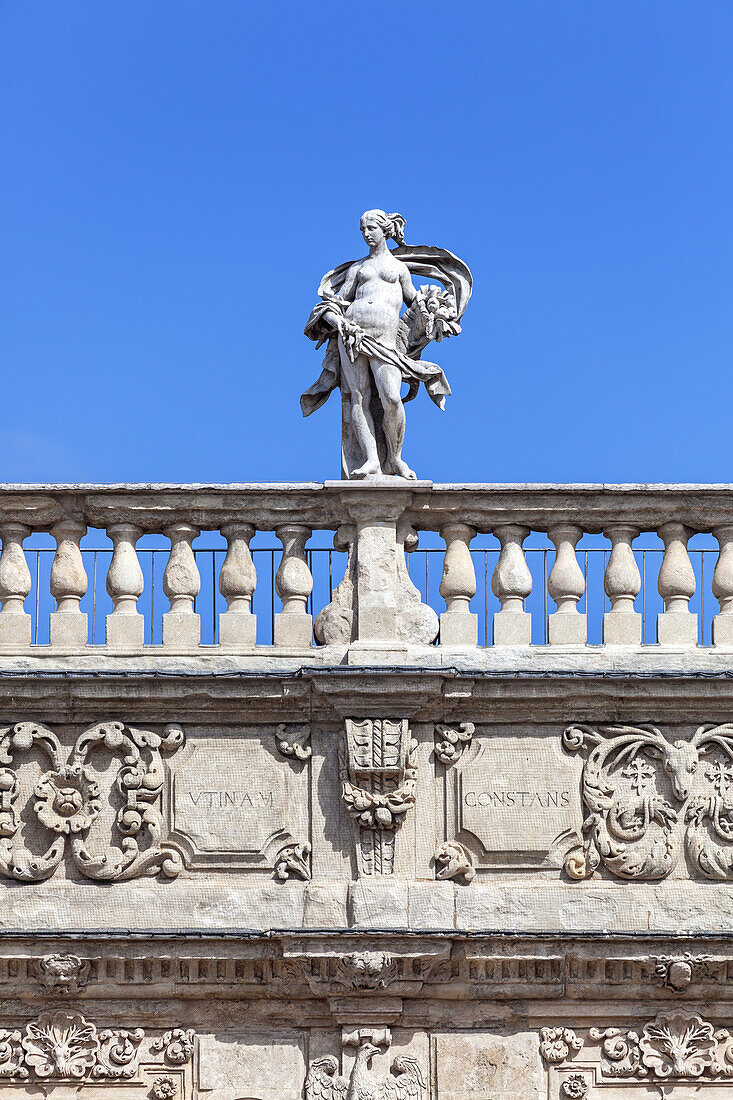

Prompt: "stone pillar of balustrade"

[105,523,145,649]
[49,519,88,648]
[439,522,477,646]
[492,524,532,645]
[712,524,733,645]
[657,521,697,646]
[274,524,313,647]
[547,523,586,645]
[162,523,201,648]
[603,525,642,645]
[0,523,32,647]
[219,522,257,647]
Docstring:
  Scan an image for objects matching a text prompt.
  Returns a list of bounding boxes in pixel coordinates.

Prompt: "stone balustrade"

[0,481,731,658]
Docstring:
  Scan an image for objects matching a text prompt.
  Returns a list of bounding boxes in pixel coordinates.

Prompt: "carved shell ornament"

[562,722,733,881]
[0,720,184,883]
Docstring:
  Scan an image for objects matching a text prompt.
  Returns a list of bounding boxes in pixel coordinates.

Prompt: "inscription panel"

[449,732,582,870]
[168,732,308,870]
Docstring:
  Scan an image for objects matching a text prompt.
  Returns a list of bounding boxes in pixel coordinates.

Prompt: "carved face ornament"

[33,765,101,835]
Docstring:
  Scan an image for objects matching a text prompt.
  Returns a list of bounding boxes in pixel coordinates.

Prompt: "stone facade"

[0,482,731,1100]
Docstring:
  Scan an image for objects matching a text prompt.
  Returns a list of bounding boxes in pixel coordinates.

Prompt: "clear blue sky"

[3,1,733,485]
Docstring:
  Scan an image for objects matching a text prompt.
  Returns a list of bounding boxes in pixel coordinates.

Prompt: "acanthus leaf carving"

[22,1011,99,1078]
[587,1013,733,1080]
[562,722,733,881]
[334,952,397,990]
[340,719,417,877]
[434,722,474,765]
[274,841,312,881]
[0,720,184,883]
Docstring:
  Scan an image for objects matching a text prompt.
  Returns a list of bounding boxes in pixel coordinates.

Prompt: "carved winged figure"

[305,1041,425,1100]
[301,209,472,480]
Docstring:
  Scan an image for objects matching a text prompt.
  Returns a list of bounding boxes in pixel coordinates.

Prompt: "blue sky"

[3,1,733,484]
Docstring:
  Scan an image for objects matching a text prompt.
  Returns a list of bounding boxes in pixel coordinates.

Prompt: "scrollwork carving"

[434,722,475,765]
[0,1014,196,1083]
[275,724,311,761]
[539,1027,583,1065]
[274,840,311,880]
[435,840,475,883]
[563,722,733,881]
[0,720,184,883]
[587,1013,733,1080]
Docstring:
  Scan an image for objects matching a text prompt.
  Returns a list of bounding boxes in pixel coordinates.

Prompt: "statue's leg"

[370,360,416,479]
[338,340,381,478]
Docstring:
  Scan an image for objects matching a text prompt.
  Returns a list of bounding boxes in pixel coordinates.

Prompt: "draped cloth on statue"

[300,246,472,478]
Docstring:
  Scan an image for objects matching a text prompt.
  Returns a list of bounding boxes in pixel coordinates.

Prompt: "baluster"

[657,521,697,645]
[218,522,257,647]
[162,523,201,648]
[439,522,477,646]
[603,525,641,645]
[547,523,586,644]
[492,524,532,645]
[105,523,144,649]
[49,519,88,648]
[274,524,313,647]
[0,523,32,647]
[712,524,733,645]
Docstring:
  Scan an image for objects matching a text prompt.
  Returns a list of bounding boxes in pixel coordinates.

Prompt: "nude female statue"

[301,210,472,480]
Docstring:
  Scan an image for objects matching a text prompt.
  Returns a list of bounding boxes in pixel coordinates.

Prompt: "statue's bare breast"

[345,256,407,348]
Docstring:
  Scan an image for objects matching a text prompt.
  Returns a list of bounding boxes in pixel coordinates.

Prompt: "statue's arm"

[400,264,418,307]
[323,264,359,332]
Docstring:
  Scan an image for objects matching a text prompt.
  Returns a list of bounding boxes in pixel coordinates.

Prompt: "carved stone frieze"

[589,1012,733,1079]
[563,722,733,881]
[0,1012,194,1082]
[334,952,397,990]
[305,1030,426,1100]
[0,721,184,882]
[434,722,475,765]
[652,952,716,991]
[340,719,417,876]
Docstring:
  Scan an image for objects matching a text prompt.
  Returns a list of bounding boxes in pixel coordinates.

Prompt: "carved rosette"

[562,721,733,881]
[340,719,417,876]
[0,720,184,883]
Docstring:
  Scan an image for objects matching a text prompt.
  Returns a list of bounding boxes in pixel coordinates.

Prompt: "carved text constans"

[563,722,733,881]
[0,721,184,882]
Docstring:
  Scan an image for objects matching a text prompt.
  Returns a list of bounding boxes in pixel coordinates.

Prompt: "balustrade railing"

[0,483,729,655]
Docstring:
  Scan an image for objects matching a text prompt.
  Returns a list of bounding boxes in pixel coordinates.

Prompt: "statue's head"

[360,209,406,248]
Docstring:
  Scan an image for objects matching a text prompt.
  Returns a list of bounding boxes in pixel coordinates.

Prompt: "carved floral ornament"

[540,1012,733,1083]
[562,722,733,881]
[0,720,184,882]
[0,1013,194,1081]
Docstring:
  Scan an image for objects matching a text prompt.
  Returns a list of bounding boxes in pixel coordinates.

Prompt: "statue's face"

[360,216,386,247]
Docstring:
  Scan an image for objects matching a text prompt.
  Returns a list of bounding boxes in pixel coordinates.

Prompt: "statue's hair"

[360,209,406,247]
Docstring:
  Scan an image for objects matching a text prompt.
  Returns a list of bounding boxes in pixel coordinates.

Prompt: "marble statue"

[301,210,472,479]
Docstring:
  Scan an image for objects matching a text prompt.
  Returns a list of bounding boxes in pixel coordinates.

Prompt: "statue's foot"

[352,460,382,479]
[385,457,417,479]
